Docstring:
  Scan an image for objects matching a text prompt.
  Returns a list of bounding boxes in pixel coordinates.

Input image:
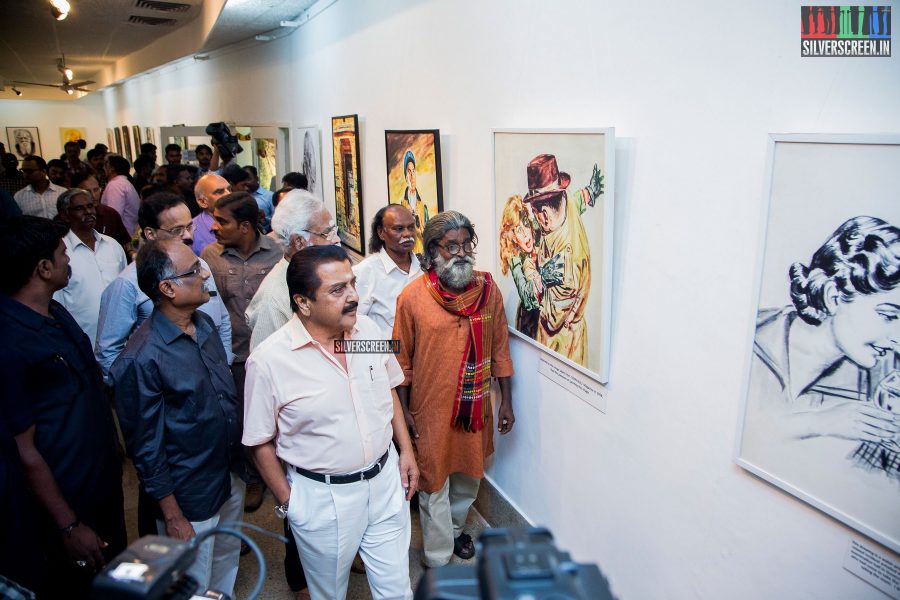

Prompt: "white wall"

[0,95,108,160]
[51,0,900,597]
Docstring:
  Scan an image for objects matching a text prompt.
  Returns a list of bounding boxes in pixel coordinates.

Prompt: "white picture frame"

[493,128,615,383]
[296,125,323,201]
[735,133,900,554]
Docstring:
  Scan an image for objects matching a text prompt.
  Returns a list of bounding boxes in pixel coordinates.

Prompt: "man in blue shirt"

[0,216,126,599]
[244,165,274,231]
[111,239,245,599]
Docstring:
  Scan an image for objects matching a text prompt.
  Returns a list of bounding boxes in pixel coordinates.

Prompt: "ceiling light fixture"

[13,87,22,97]
[57,58,73,82]
[66,88,74,95]
[50,0,71,20]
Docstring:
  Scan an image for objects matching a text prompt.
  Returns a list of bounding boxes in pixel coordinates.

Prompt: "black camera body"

[205,122,243,161]
[415,527,615,600]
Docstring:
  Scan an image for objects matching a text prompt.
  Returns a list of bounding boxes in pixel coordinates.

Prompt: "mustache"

[447,255,475,267]
[342,301,358,314]
[181,238,193,247]
[400,237,415,244]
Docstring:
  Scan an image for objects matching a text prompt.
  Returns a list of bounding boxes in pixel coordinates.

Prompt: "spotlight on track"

[50,0,71,21]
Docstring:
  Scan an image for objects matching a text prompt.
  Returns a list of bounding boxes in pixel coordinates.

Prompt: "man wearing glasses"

[96,193,233,382]
[393,211,516,568]
[110,239,244,599]
[202,191,281,512]
[14,155,67,219]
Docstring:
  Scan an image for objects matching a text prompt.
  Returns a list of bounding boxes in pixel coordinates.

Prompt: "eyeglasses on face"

[304,225,338,240]
[436,240,476,255]
[161,264,203,281]
[157,222,197,236]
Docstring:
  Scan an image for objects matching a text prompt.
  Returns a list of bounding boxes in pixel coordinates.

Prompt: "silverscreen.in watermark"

[334,339,401,354]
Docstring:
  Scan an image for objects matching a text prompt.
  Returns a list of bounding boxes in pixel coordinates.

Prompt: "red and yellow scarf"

[425,269,494,432]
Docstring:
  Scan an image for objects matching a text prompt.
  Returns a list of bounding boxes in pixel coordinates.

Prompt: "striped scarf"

[425,269,494,432]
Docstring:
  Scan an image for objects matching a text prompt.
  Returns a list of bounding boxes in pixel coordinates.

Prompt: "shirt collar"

[0,294,51,331]
[219,234,268,258]
[287,314,361,350]
[378,248,421,276]
[151,309,214,345]
[64,228,101,250]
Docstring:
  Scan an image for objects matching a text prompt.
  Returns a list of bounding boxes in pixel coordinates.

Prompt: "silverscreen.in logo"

[801,6,891,56]
[334,339,401,354]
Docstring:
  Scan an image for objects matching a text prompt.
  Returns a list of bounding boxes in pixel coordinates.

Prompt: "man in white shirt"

[353,205,421,338]
[14,155,66,219]
[244,245,419,600]
[101,154,140,235]
[246,189,339,352]
[53,189,127,347]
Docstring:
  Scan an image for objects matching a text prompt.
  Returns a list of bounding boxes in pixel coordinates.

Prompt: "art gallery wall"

[0,95,107,160]
[66,0,900,597]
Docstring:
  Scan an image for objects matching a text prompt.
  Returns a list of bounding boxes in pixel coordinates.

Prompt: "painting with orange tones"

[331,114,364,254]
[59,127,87,149]
[384,129,443,255]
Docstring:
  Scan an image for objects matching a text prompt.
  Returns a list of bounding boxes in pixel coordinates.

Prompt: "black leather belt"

[292,449,389,485]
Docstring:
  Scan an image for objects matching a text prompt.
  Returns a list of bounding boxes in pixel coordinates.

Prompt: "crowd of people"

[0,137,516,600]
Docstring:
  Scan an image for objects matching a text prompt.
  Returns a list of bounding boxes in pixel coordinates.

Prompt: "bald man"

[192,173,231,256]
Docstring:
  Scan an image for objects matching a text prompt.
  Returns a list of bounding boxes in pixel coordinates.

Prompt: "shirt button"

[243,261,248,266]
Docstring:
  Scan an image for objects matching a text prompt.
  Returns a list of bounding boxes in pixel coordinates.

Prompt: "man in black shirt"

[110,239,244,599]
[0,216,125,599]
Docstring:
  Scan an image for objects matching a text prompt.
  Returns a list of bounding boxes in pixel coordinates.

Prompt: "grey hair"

[270,188,326,249]
[420,210,478,270]
[57,188,90,216]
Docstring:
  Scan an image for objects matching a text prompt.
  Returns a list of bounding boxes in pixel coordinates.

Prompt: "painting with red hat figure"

[494,129,615,383]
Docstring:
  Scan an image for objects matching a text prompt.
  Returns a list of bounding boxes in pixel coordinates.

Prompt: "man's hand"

[164,514,196,541]
[498,400,515,434]
[63,523,108,570]
[586,163,604,205]
[398,449,420,501]
[403,406,419,440]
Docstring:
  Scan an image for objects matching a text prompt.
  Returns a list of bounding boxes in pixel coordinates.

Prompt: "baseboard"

[473,476,532,529]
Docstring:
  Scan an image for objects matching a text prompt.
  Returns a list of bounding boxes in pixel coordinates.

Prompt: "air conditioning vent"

[135,0,191,12]
[128,15,178,25]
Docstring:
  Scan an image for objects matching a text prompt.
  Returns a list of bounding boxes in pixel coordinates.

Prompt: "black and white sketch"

[297,126,323,201]
[6,127,42,160]
[737,134,900,554]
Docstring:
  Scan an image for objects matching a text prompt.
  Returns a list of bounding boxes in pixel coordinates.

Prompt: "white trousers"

[418,472,481,567]
[286,445,413,600]
[157,473,246,598]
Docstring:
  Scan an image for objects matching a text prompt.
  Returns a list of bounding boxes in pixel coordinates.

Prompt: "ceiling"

[0,0,318,101]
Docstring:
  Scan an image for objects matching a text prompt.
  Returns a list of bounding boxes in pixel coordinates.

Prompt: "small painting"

[384,129,443,254]
[59,127,87,149]
[106,128,115,152]
[6,127,42,160]
[121,126,133,162]
[132,126,142,149]
[113,128,122,156]
[296,126,323,201]
[331,114,364,254]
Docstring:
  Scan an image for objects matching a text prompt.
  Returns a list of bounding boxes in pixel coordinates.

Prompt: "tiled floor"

[122,462,488,599]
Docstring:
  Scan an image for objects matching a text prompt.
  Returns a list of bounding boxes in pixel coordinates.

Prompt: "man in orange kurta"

[394,210,515,568]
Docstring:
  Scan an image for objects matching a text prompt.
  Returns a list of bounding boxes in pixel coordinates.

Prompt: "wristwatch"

[275,500,289,519]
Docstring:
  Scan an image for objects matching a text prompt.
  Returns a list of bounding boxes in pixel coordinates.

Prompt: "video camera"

[205,122,243,161]
[416,527,615,600]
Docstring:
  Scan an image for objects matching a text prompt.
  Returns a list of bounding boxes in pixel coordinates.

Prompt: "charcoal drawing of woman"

[750,215,900,478]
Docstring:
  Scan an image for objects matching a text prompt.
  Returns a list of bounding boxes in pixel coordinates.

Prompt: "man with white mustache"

[352,204,422,339]
[53,188,127,347]
[393,210,516,568]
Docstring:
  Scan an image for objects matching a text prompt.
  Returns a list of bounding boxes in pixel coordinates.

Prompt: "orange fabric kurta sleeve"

[393,285,416,386]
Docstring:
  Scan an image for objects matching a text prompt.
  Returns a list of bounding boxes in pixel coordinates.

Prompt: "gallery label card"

[843,539,900,599]
[538,357,607,413]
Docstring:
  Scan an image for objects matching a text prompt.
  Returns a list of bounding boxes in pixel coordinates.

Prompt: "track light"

[50,0,70,20]
[13,87,22,97]
[66,88,74,95]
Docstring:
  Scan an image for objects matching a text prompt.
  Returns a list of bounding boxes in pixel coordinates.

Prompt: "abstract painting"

[737,134,900,553]
[59,127,87,148]
[331,115,364,254]
[493,129,615,383]
[384,129,444,254]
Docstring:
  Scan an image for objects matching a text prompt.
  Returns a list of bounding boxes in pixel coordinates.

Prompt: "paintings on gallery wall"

[120,126,133,162]
[331,115,364,254]
[736,134,900,554]
[59,127,87,148]
[493,129,615,383]
[132,126,142,149]
[106,128,115,153]
[113,128,122,156]
[144,127,155,147]
[6,127,42,160]
[384,129,444,254]
[297,126,323,201]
